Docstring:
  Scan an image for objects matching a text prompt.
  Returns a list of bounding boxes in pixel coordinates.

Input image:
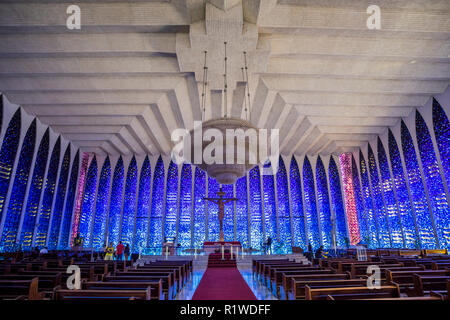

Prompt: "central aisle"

[191,253,257,300]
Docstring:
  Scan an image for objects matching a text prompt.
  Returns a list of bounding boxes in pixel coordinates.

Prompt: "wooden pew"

[270,266,322,289]
[116,269,179,292]
[82,279,163,300]
[386,269,449,291]
[54,288,152,300]
[292,279,369,300]
[0,277,42,300]
[306,284,400,300]
[252,259,289,276]
[0,273,61,293]
[103,274,173,300]
[409,274,450,297]
[283,273,351,296]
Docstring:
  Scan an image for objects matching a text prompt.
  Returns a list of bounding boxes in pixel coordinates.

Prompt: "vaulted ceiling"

[0,0,449,156]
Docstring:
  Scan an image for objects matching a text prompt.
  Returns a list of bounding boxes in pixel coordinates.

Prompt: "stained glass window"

[352,155,368,244]
[120,157,138,246]
[400,121,436,248]
[359,151,378,248]
[262,162,277,245]
[432,99,450,192]
[133,156,151,253]
[58,150,79,249]
[377,138,403,248]
[276,157,292,254]
[248,166,263,250]
[177,163,192,249]
[0,119,35,252]
[388,130,418,248]
[107,157,124,246]
[290,157,307,250]
[34,137,60,247]
[148,156,164,253]
[416,111,450,249]
[368,144,391,248]
[329,156,348,248]
[192,167,206,249]
[163,161,178,243]
[78,156,98,247]
[303,156,320,249]
[0,109,21,223]
[47,145,70,250]
[315,156,332,248]
[222,183,235,242]
[235,175,249,248]
[207,177,220,242]
[91,157,111,249]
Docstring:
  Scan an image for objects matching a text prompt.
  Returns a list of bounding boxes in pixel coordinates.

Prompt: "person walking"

[124,244,130,261]
[116,241,124,261]
[104,243,114,261]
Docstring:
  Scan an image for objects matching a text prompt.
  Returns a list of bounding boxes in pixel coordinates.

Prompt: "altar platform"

[203,241,242,254]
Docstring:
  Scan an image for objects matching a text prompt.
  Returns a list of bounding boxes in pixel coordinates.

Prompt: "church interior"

[0,0,449,304]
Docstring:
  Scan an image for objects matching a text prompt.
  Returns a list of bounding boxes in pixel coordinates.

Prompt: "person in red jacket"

[116,241,124,261]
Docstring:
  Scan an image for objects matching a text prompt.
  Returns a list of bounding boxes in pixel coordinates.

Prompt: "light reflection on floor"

[175,267,279,300]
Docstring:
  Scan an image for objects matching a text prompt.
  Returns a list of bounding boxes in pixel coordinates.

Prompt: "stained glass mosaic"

[163,161,178,243]
[177,163,192,249]
[303,156,320,249]
[0,119,35,252]
[148,156,164,252]
[133,156,151,253]
[107,156,124,246]
[329,156,348,247]
[276,157,292,254]
[91,157,111,249]
[377,138,403,248]
[235,175,249,248]
[249,166,263,250]
[289,157,307,250]
[120,157,138,246]
[192,167,206,249]
[416,111,450,249]
[34,137,60,247]
[315,156,333,248]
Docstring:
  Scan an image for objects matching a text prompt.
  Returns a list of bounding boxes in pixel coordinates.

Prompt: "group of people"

[103,241,130,261]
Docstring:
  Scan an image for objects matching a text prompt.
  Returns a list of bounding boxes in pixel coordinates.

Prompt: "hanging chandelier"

[183,43,262,185]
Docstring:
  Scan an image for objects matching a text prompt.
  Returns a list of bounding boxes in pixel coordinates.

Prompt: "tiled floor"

[175,267,278,300]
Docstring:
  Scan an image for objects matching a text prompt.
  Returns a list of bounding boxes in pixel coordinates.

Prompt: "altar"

[203,241,242,254]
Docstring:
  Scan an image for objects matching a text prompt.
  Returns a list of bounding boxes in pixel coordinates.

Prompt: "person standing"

[104,243,114,261]
[116,241,124,261]
[124,244,130,261]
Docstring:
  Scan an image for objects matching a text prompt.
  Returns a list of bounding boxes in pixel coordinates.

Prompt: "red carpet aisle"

[191,253,257,300]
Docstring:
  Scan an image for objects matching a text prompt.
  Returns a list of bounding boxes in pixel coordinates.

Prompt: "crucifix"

[204,186,238,242]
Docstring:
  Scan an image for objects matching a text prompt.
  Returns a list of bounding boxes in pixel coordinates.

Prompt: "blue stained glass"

[367,145,391,248]
[207,177,220,241]
[388,130,418,248]
[235,175,249,248]
[0,119,36,252]
[222,183,235,242]
[248,166,263,250]
[78,156,98,247]
[416,111,450,250]
[133,156,151,253]
[47,145,70,250]
[120,157,138,246]
[401,121,436,248]
[276,157,292,254]
[148,156,164,252]
[192,167,206,249]
[177,163,192,249]
[163,161,178,243]
[329,156,348,248]
[359,151,379,248]
[0,109,21,223]
[377,138,404,248]
[432,99,450,192]
[59,150,79,249]
[34,137,61,247]
[315,156,332,248]
[302,156,320,249]
[107,157,124,246]
[351,155,368,244]
[290,157,307,250]
[91,157,111,249]
[262,162,277,246]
